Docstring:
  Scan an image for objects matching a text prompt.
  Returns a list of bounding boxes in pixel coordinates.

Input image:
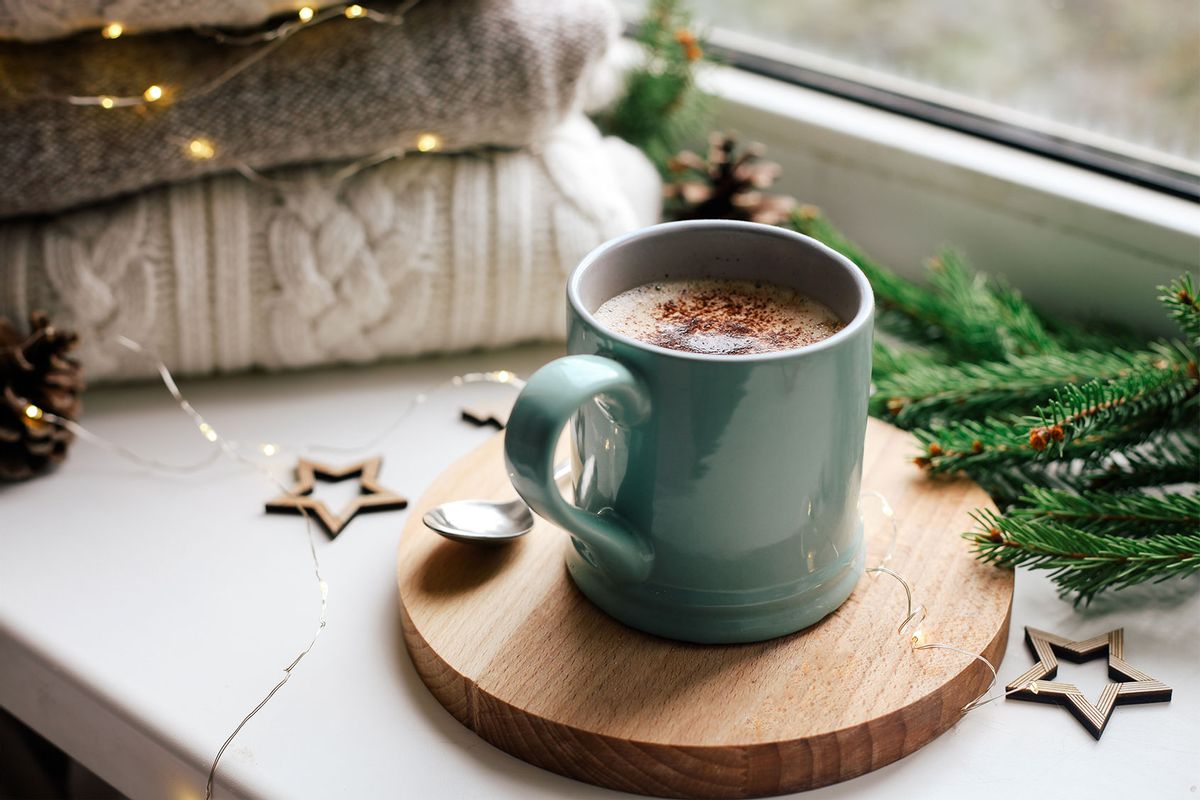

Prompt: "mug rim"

[567,219,875,363]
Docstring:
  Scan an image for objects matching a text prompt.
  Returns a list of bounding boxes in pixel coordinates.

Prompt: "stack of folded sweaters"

[0,0,659,380]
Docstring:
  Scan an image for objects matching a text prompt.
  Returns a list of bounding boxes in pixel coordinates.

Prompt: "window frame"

[702,30,1200,202]
[691,55,1200,336]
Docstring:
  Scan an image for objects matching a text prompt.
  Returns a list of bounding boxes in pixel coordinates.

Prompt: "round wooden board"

[397,418,1013,798]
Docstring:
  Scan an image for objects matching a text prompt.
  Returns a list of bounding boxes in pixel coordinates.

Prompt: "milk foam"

[593,278,844,355]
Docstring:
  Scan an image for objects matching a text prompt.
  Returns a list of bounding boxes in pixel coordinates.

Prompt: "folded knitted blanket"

[0,116,661,382]
[0,0,618,218]
[1,1,342,41]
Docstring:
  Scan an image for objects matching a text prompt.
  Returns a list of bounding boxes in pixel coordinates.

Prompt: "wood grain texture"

[1004,627,1172,739]
[397,418,1014,797]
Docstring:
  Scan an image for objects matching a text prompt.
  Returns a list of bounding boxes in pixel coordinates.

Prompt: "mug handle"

[504,355,654,583]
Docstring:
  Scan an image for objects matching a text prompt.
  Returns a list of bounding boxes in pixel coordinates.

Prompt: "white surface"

[704,62,1200,336]
[1,344,1198,799]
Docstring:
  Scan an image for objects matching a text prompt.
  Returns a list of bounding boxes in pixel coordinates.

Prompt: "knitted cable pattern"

[0,116,659,382]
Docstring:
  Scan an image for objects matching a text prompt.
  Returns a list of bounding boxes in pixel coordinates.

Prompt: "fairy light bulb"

[23,404,43,420]
[298,6,315,22]
[143,84,164,102]
[185,138,216,160]
[879,497,895,518]
[101,22,124,39]
[261,443,278,456]
[198,422,218,442]
[415,132,442,153]
[345,4,365,17]
[897,600,927,642]
[99,96,116,109]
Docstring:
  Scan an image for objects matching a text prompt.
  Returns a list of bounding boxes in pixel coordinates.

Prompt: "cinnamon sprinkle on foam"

[594,278,844,355]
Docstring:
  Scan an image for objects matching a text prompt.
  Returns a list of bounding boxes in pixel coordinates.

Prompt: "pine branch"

[1087,429,1200,490]
[1044,316,1147,354]
[1009,486,1200,536]
[874,347,1158,427]
[786,208,953,338]
[872,306,950,350]
[594,0,712,172]
[1160,273,1200,347]
[1029,341,1198,454]
[789,209,1059,361]
[871,338,947,381]
[967,510,1200,603]
[912,413,1162,478]
[971,461,1093,505]
[925,249,1057,359]
[995,277,1060,354]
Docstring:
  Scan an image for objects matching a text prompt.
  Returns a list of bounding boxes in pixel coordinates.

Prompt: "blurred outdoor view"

[675,0,1199,170]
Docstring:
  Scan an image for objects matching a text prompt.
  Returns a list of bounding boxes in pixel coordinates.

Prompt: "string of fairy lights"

[9,1,450,181]
[24,338,522,799]
[16,335,1037,796]
[862,493,1035,712]
[63,1,420,109]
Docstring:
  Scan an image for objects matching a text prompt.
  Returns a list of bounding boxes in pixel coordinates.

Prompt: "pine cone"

[0,312,84,481]
[664,132,796,225]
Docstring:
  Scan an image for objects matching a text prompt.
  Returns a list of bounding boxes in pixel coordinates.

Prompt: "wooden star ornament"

[461,397,514,429]
[265,456,407,538]
[1006,627,1171,739]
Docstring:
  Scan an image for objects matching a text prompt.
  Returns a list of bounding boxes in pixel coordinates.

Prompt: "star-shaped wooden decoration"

[460,395,513,429]
[461,397,514,430]
[1006,626,1171,739]
[264,457,407,538]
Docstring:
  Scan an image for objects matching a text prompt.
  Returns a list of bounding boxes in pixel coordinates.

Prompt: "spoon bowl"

[422,498,534,545]
[422,460,569,545]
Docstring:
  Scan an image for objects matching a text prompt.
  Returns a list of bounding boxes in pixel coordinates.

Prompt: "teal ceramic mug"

[504,220,874,643]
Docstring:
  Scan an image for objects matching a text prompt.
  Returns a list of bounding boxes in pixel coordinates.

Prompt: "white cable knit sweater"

[0,117,661,381]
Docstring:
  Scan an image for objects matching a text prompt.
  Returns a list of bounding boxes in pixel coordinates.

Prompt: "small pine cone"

[665,132,796,225]
[0,312,84,480]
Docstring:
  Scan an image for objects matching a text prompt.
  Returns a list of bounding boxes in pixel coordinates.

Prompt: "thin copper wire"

[311,371,524,455]
[232,147,407,190]
[195,0,417,46]
[861,490,897,568]
[866,553,1025,714]
[41,412,223,473]
[914,642,1033,711]
[865,565,927,636]
[36,335,519,798]
[50,3,423,108]
[860,490,1029,713]
[107,338,327,800]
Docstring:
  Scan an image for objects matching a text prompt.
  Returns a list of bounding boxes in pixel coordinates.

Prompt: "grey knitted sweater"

[0,0,618,218]
[1,0,342,41]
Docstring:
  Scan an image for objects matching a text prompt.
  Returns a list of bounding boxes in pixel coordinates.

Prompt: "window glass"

[658,0,1200,175]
